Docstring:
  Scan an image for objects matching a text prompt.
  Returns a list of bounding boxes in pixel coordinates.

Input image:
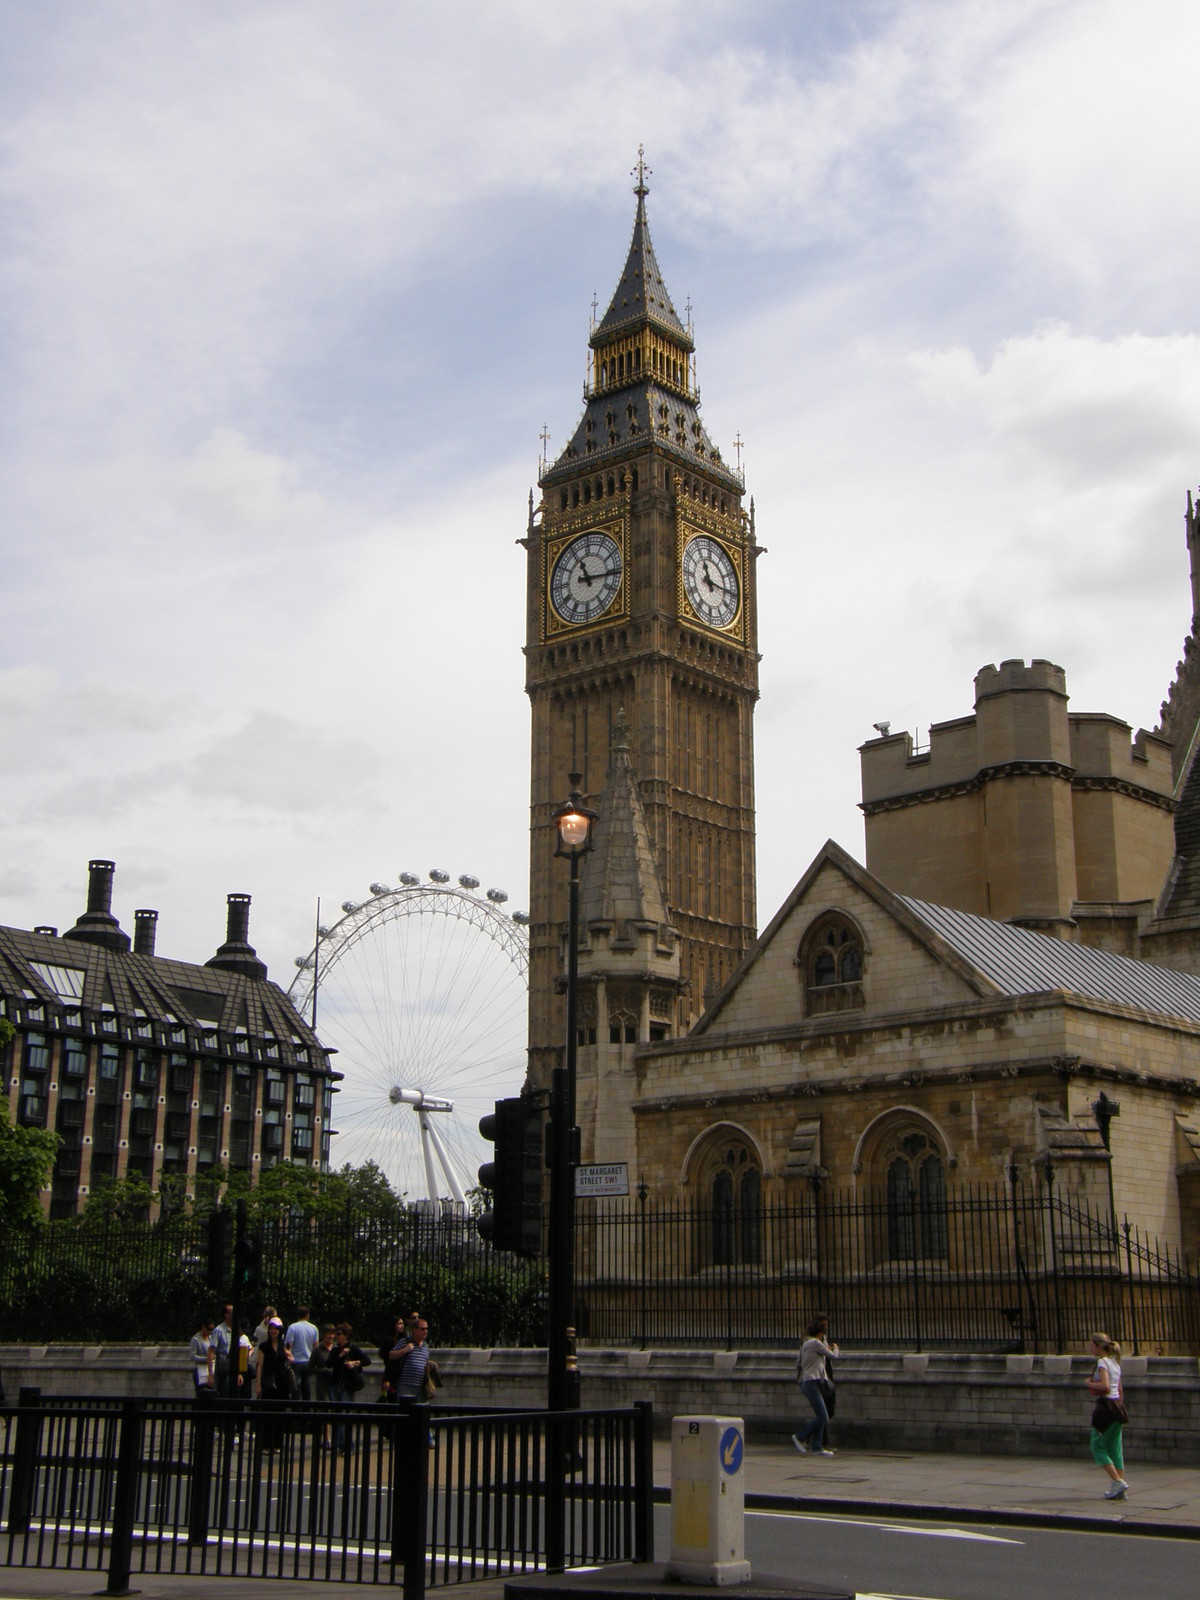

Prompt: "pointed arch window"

[882,1130,948,1261]
[699,1140,762,1267]
[799,913,865,1015]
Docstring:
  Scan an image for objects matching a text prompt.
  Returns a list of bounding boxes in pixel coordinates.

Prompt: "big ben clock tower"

[524,155,760,1091]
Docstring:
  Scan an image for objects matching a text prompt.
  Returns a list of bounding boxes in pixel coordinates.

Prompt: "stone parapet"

[3,1345,1197,1466]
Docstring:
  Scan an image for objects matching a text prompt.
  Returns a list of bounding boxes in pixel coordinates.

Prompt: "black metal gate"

[0,1392,652,1597]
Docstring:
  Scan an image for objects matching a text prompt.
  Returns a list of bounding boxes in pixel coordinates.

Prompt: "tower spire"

[631,143,651,218]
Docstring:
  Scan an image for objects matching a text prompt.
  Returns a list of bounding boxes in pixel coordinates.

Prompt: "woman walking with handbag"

[793,1313,838,1457]
[1086,1332,1130,1499]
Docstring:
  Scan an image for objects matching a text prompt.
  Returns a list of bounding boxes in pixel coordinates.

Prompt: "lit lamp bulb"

[553,773,597,859]
[558,810,590,851]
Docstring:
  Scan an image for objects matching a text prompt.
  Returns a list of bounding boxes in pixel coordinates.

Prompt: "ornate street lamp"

[547,774,597,1415]
[1092,1090,1121,1246]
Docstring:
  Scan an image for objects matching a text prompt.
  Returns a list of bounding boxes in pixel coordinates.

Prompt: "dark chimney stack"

[87,860,115,914]
[133,909,159,957]
[226,894,251,946]
[62,859,131,952]
[205,892,267,980]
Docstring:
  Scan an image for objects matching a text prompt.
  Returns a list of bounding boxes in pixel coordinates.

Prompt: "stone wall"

[3,1345,1197,1466]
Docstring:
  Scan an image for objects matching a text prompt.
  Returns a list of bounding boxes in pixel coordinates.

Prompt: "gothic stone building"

[631,839,1200,1258]
[0,860,336,1217]
[527,169,1200,1262]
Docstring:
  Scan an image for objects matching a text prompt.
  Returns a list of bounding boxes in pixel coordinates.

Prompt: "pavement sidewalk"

[690,1440,1200,1535]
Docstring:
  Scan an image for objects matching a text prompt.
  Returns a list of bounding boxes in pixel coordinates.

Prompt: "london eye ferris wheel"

[288,871,530,1204]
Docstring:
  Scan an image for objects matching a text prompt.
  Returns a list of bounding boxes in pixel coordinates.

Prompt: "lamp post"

[548,772,597,1414]
[1091,1090,1121,1247]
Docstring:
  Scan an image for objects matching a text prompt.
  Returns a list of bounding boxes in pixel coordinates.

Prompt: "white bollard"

[667,1414,753,1587]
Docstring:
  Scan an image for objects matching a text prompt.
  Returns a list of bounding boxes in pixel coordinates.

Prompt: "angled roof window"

[28,962,85,1002]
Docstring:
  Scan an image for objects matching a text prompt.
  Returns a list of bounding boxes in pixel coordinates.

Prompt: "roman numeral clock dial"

[681,533,740,631]
[548,530,624,628]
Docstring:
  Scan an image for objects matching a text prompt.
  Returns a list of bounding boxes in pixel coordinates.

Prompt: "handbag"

[420,1360,443,1403]
[342,1364,366,1393]
[1091,1394,1128,1430]
[818,1377,836,1418]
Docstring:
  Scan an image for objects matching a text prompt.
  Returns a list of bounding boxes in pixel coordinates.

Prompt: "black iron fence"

[0,1208,543,1346]
[0,1391,652,1595]
[2,1180,1197,1353]
[574,1181,1200,1355]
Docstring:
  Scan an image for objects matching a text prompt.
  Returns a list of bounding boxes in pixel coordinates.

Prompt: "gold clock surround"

[676,515,744,640]
[543,514,629,640]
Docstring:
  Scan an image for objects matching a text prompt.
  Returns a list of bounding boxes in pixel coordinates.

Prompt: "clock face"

[549,530,623,626]
[682,534,740,629]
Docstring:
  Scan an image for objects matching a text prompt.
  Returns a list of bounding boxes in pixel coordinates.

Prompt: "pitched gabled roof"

[690,839,1200,1038]
[901,896,1200,1024]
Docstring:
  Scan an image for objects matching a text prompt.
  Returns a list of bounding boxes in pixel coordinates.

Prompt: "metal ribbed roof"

[900,896,1200,1025]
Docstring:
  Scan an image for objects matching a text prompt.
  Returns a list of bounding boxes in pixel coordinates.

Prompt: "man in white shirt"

[285,1304,320,1400]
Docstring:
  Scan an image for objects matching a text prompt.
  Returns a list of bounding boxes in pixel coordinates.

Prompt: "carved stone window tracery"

[799,913,865,1015]
[695,1137,762,1267]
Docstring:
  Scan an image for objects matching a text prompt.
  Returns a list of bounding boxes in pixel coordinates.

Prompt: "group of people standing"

[190,1304,440,1450]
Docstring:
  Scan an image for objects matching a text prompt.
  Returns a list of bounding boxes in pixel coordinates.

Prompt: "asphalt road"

[655,1504,1195,1600]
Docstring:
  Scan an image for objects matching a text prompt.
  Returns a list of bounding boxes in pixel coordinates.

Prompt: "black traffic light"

[233,1231,262,1298]
[206,1208,233,1290]
[478,1095,543,1257]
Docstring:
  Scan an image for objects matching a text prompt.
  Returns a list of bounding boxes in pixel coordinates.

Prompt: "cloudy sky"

[3,0,1199,1176]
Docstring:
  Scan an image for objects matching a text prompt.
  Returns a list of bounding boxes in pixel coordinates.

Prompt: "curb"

[652,1486,1200,1541]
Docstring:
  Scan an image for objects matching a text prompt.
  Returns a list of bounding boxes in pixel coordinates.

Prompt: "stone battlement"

[975,656,1067,702]
[861,660,1171,806]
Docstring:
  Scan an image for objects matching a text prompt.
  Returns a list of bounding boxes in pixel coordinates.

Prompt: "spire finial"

[631,143,651,209]
[539,422,550,474]
[613,705,630,751]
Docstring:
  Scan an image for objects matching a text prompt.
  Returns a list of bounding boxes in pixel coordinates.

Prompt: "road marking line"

[746,1509,1022,1545]
[857,1592,958,1599]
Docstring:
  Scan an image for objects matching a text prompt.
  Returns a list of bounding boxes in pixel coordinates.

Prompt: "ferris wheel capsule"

[369,882,391,896]
[486,887,508,903]
[429,869,450,883]
[399,872,420,886]
[512,910,530,925]
[458,874,480,890]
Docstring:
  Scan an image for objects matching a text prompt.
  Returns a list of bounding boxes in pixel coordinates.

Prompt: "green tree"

[0,1021,60,1227]
[338,1160,405,1225]
[81,1170,155,1227]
